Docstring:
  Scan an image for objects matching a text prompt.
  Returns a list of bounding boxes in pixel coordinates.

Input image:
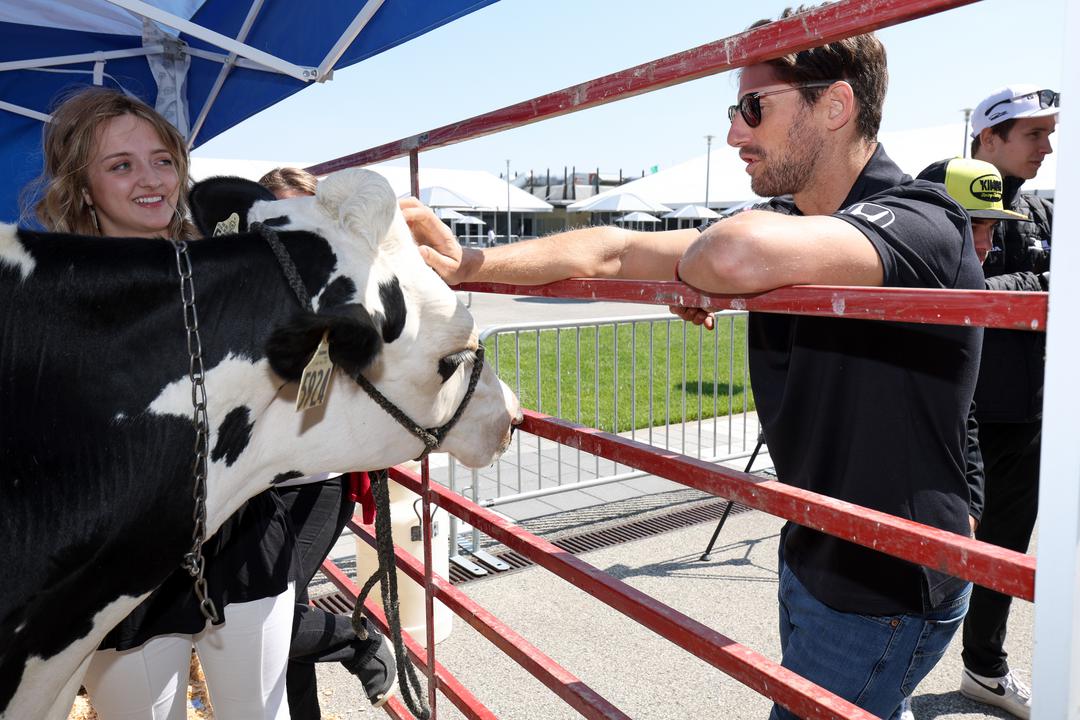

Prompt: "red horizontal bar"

[352,522,632,720]
[319,555,497,720]
[388,467,877,720]
[519,411,1036,602]
[308,0,975,174]
[381,697,414,720]
[458,280,1047,332]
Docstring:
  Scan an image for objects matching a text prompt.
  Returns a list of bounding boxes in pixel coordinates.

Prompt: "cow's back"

[0,228,335,711]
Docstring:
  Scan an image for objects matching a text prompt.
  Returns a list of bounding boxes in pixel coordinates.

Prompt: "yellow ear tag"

[213,212,240,236]
[295,330,335,412]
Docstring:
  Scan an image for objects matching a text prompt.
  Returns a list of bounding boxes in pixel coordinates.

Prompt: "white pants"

[83,585,294,720]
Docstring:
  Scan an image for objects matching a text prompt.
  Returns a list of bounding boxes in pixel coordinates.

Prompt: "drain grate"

[449,497,750,584]
[310,495,754,613]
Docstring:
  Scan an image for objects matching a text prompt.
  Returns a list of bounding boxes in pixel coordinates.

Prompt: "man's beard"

[749,109,824,197]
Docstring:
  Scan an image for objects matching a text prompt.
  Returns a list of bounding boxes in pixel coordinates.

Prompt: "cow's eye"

[437,349,475,383]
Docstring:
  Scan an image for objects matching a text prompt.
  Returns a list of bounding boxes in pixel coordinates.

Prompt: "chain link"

[172,240,220,624]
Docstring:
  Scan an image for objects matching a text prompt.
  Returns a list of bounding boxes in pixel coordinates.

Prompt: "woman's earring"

[88,204,101,234]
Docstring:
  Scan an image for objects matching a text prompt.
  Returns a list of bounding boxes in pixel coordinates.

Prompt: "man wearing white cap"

[951,85,1058,719]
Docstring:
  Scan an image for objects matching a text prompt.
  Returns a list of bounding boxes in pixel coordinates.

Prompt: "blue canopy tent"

[0,0,496,222]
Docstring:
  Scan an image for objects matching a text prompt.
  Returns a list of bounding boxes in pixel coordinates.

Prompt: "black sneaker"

[343,617,397,707]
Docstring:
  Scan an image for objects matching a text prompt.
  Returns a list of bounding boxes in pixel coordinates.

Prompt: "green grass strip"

[483,314,755,434]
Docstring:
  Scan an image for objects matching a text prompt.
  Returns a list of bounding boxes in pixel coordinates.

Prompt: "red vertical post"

[409,148,420,199]
[421,456,438,717]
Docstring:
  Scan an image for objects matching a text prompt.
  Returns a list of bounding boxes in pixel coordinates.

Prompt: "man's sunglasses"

[984,89,1060,117]
[727,81,838,128]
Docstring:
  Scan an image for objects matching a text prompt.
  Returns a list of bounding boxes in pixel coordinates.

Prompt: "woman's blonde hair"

[258,166,319,197]
[27,87,195,239]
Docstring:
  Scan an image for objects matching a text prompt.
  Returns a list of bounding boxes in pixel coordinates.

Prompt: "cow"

[0,168,520,720]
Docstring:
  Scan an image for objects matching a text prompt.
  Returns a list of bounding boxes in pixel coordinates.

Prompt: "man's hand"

[668,305,714,330]
[399,197,470,284]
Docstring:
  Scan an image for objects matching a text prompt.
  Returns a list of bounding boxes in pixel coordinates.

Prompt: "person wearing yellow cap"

[919,157,1030,264]
[917,151,1048,719]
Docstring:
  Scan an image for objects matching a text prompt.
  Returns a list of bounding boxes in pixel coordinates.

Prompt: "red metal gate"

[309,0,1068,716]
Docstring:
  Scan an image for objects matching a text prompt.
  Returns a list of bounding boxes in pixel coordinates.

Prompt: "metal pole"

[704,134,714,209]
[506,159,512,243]
[961,108,972,158]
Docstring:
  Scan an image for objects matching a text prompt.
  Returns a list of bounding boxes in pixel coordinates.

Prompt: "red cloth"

[347,471,376,525]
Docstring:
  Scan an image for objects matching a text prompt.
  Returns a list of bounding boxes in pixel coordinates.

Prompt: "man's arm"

[985,271,1047,292]
[401,197,699,285]
[966,402,984,535]
[677,210,885,294]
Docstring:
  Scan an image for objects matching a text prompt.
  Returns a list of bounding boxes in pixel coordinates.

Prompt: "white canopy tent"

[578,122,1058,213]
[566,191,671,214]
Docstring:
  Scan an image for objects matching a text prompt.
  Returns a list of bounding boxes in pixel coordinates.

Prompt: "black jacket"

[977,177,1052,423]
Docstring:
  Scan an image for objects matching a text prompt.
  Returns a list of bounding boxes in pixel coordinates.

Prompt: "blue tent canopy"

[0,0,496,222]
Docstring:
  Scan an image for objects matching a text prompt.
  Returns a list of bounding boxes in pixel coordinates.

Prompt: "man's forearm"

[459,226,689,286]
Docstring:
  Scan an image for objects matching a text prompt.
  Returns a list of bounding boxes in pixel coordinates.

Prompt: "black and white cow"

[0,168,520,719]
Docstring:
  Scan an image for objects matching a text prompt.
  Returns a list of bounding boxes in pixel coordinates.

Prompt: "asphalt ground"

[313,497,1033,720]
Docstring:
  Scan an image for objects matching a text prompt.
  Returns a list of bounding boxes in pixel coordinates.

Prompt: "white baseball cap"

[971,84,1060,137]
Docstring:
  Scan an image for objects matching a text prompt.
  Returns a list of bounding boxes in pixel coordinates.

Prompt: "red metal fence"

[319,281,1044,720]
[309,0,1054,717]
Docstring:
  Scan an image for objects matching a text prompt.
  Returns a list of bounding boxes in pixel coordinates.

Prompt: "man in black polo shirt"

[402,11,984,719]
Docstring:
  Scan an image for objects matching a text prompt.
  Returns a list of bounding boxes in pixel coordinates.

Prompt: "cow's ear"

[265,304,384,382]
[315,169,395,251]
[189,176,276,237]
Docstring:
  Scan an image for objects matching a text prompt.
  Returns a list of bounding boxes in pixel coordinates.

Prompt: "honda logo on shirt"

[842,202,896,228]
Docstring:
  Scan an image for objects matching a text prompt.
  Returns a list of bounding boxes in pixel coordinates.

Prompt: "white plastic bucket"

[354,472,453,646]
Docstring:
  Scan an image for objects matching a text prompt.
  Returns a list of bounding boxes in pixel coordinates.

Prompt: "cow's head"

[191,170,520,472]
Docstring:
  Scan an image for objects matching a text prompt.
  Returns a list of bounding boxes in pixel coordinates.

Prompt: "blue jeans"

[770,556,970,720]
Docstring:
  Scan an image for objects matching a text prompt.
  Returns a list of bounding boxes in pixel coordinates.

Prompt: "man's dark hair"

[750,6,888,142]
[971,118,1017,157]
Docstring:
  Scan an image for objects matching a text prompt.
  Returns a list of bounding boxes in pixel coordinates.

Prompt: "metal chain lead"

[172,240,220,624]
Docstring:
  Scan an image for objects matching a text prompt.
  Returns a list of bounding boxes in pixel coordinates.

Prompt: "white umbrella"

[615,211,662,224]
[662,205,720,220]
[567,191,671,214]
[614,211,663,231]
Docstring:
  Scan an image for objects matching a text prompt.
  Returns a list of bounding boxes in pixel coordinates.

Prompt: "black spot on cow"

[438,350,473,383]
[266,304,383,382]
[273,471,305,485]
[262,216,289,228]
[320,276,356,310]
[378,276,406,344]
[211,406,254,467]
[188,177,276,237]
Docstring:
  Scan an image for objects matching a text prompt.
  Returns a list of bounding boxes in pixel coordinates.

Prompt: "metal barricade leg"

[700,431,765,561]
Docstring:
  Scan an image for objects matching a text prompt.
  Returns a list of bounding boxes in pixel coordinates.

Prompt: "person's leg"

[769,559,968,720]
[959,421,1038,718]
[196,584,295,720]
[82,635,192,720]
[962,421,1040,678]
[277,479,354,719]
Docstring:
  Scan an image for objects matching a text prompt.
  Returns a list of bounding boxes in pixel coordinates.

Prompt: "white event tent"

[572,122,1057,212]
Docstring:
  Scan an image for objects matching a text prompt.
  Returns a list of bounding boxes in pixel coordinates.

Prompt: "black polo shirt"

[710,145,984,615]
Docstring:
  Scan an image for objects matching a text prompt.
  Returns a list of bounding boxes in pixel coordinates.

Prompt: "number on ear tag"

[213,213,240,237]
[295,331,335,412]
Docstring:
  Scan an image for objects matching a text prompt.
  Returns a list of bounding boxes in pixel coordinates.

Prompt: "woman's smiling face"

[85,114,181,238]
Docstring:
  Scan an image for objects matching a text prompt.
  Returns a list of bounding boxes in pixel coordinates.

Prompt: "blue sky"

[195,0,1067,179]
